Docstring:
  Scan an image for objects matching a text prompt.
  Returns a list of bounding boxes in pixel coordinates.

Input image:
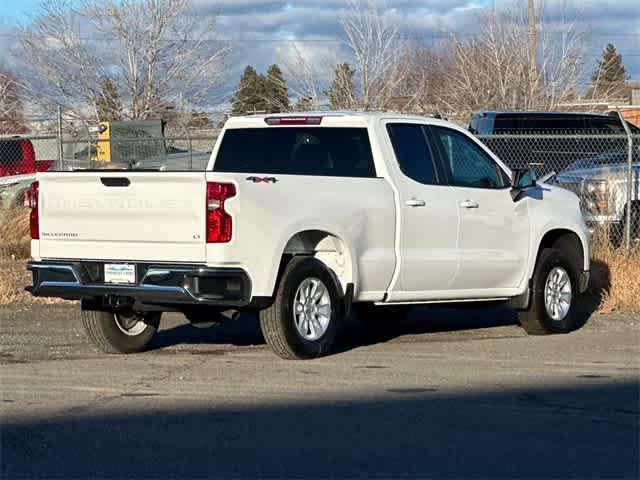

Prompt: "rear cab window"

[213,127,376,178]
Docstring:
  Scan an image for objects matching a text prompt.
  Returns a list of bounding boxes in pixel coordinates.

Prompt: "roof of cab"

[224,111,457,129]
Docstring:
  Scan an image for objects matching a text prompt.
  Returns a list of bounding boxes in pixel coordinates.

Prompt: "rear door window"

[386,124,440,185]
[214,127,376,177]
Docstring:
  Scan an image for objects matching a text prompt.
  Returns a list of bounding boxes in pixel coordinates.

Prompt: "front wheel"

[259,257,342,359]
[518,248,579,335]
[81,309,160,354]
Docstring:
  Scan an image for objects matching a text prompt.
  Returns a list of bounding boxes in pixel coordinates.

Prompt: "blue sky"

[1,0,42,22]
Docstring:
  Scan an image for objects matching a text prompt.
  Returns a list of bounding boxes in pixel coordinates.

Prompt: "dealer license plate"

[104,264,136,284]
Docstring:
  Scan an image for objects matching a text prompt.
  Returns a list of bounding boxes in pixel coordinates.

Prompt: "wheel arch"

[534,228,586,280]
[279,229,355,296]
[513,228,588,310]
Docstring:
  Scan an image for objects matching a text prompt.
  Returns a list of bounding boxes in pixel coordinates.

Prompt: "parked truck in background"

[555,152,639,247]
[26,112,590,359]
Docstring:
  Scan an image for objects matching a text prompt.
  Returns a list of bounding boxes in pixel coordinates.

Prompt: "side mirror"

[511,168,537,200]
[512,168,536,189]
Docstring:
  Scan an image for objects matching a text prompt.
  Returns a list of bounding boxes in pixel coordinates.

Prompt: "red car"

[0,137,53,178]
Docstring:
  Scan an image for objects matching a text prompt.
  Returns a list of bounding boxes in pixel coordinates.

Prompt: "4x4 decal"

[246,176,278,184]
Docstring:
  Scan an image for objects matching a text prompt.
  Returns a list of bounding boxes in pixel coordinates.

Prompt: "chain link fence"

[61,135,218,171]
[1,119,638,249]
[478,132,639,249]
[0,128,219,208]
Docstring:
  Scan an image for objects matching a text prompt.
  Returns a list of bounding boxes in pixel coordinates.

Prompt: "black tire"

[354,303,408,339]
[259,257,342,360]
[81,309,160,354]
[518,248,579,335]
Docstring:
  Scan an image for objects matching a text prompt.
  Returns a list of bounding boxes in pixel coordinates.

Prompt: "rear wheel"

[259,257,342,359]
[81,309,160,354]
[518,248,578,335]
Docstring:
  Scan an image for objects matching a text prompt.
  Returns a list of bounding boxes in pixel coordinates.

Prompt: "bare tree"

[340,0,407,110]
[0,67,27,134]
[441,5,584,117]
[276,41,333,110]
[391,45,451,114]
[15,0,227,122]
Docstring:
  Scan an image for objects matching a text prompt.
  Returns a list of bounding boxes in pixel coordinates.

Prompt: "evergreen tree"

[231,66,266,115]
[186,109,213,129]
[294,95,314,111]
[96,77,123,121]
[324,63,356,110]
[592,43,628,84]
[264,64,289,113]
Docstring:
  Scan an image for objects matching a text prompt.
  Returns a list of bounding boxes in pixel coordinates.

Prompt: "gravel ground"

[1,303,639,478]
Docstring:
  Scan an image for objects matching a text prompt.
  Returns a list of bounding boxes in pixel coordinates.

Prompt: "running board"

[375,297,509,306]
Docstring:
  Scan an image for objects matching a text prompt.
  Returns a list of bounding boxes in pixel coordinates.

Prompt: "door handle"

[405,198,426,207]
[459,200,479,209]
[101,177,130,187]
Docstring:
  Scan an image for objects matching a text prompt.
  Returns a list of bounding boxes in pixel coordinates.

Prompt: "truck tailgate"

[37,172,207,262]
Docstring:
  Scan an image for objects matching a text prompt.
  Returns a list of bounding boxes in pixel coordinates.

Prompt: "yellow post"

[94,122,111,162]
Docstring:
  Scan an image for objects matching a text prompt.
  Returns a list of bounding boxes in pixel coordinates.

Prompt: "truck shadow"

[150,304,522,351]
[3,382,638,478]
[150,301,596,354]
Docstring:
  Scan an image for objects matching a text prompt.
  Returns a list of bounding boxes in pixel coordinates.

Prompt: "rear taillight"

[206,182,236,243]
[28,181,39,239]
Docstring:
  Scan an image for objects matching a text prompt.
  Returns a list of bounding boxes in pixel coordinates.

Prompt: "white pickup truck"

[26,112,590,359]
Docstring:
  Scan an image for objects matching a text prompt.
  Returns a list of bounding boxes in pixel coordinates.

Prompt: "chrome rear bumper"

[26,261,251,307]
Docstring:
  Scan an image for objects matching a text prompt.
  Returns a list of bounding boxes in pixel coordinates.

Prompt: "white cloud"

[2,0,639,104]
[212,0,639,80]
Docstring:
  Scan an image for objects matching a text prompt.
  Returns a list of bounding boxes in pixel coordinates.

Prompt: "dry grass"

[589,228,640,314]
[0,207,30,260]
[0,260,73,305]
[0,208,72,305]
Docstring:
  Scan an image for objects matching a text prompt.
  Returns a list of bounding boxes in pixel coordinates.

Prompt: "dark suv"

[469,111,639,135]
[469,111,639,175]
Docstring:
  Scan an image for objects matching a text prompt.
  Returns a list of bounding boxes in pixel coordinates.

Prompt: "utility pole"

[56,104,64,170]
[528,0,537,80]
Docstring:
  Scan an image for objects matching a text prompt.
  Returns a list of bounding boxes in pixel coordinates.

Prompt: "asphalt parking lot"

[1,304,639,478]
